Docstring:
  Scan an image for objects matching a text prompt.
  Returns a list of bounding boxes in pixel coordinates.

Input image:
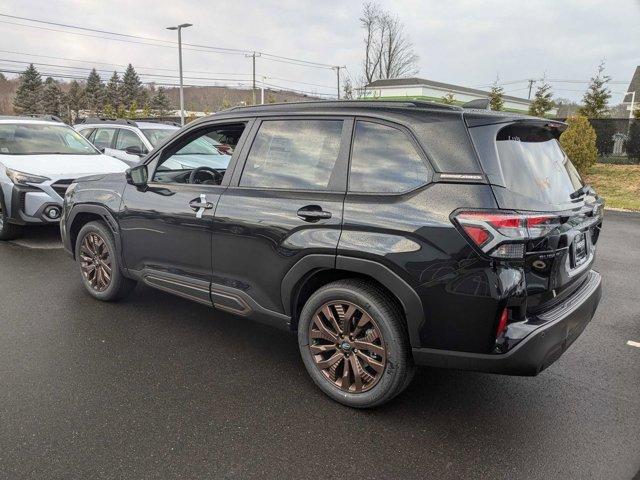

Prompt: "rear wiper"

[570,184,595,199]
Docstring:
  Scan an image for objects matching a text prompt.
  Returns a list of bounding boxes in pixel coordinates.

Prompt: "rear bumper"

[412,270,602,375]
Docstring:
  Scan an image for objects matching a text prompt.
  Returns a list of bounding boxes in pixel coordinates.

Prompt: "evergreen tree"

[41,77,63,117]
[84,68,104,115]
[151,87,171,117]
[64,80,86,123]
[626,120,640,163]
[103,103,116,119]
[488,78,504,111]
[13,64,43,114]
[559,115,598,174]
[127,100,139,119]
[121,64,142,109]
[578,61,611,118]
[104,71,121,110]
[441,92,455,105]
[528,81,555,117]
[116,104,127,119]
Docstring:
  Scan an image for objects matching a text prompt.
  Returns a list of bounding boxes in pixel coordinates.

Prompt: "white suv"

[74,119,180,166]
[0,116,129,240]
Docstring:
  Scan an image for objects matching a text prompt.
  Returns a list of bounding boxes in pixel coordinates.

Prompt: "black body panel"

[59,101,603,377]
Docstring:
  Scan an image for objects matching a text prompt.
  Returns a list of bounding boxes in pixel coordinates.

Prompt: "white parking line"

[627,340,640,348]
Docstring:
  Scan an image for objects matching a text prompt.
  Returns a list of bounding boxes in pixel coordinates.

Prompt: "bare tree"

[360,2,419,84]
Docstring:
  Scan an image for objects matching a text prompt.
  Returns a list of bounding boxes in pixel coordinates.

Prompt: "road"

[0,212,638,480]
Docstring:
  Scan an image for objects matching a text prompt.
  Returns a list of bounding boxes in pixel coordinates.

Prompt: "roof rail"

[220,99,463,113]
[133,119,181,127]
[461,99,491,110]
[24,114,64,123]
[77,117,138,127]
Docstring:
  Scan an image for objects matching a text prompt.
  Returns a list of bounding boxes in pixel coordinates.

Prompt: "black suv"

[61,101,603,408]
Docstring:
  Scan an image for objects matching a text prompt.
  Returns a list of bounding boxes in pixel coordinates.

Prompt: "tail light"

[452,210,561,259]
[496,308,509,338]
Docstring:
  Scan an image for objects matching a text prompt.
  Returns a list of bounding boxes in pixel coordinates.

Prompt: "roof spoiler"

[461,99,491,110]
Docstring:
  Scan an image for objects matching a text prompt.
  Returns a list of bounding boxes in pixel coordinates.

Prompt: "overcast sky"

[0,0,638,103]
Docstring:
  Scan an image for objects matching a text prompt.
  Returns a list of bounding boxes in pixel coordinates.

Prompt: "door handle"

[189,194,214,218]
[297,205,332,221]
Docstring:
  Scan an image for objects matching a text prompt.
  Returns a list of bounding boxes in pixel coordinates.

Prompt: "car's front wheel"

[75,221,135,301]
[298,279,415,408]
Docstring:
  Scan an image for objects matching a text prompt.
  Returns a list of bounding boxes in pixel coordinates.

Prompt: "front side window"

[240,119,343,190]
[153,123,246,185]
[0,123,98,155]
[349,121,429,193]
[115,129,147,154]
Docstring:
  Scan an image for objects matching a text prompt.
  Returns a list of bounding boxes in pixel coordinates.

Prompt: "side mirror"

[126,164,148,187]
[124,145,145,156]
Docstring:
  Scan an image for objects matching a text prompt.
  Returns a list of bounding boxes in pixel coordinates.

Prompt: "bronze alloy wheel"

[308,301,387,393]
[79,232,112,292]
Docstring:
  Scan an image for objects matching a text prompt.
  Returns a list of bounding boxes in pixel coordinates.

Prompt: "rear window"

[495,124,582,205]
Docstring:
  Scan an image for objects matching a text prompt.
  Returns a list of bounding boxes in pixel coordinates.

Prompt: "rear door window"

[92,128,116,149]
[495,124,582,205]
[348,121,429,193]
[240,119,344,190]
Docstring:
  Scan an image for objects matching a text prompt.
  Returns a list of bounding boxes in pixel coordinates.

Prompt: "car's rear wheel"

[75,221,135,301]
[298,279,415,408]
[0,195,21,241]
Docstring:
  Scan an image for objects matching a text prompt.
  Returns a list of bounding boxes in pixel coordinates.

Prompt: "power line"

[0,13,335,69]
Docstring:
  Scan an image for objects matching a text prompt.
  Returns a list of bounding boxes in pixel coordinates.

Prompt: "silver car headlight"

[5,168,50,185]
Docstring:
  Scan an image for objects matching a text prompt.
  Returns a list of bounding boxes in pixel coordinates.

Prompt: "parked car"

[0,116,129,240]
[61,101,603,408]
[74,118,180,166]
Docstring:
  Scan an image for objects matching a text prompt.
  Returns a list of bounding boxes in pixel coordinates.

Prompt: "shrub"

[560,115,598,175]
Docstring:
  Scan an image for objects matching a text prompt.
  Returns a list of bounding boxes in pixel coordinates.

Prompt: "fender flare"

[281,254,425,347]
[64,204,125,271]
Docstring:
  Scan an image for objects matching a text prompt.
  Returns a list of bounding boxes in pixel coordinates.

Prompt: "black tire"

[298,279,415,408]
[75,221,136,301]
[0,194,22,241]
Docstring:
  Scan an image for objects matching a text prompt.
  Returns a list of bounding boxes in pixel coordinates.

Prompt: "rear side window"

[240,119,343,190]
[92,128,116,149]
[349,121,429,193]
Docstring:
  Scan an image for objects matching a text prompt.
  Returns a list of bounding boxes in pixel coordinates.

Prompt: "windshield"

[141,128,178,148]
[495,124,583,205]
[0,123,98,155]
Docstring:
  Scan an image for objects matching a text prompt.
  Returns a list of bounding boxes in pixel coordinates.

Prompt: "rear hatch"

[465,116,604,313]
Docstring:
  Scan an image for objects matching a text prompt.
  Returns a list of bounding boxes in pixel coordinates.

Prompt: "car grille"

[51,179,74,198]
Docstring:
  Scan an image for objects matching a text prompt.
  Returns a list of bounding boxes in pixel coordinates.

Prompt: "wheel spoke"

[340,357,351,390]
[353,340,385,357]
[355,350,385,373]
[309,343,337,355]
[315,352,343,371]
[311,316,339,343]
[349,355,364,392]
[321,305,341,335]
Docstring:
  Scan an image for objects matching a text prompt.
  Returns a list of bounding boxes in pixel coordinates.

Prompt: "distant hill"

[0,75,320,116]
[164,85,320,113]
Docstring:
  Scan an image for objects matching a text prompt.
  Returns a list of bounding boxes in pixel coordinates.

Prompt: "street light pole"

[167,23,193,126]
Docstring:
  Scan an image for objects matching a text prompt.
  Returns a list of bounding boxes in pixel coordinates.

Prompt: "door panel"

[212,188,344,312]
[119,183,221,283]
[212,117,351,314]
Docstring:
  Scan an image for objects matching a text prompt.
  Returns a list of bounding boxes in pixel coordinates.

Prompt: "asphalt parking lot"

[0,212,639,480]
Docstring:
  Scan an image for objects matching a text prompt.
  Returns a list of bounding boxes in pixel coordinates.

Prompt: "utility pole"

[245,52,261,105]
[261,76,270,104]
[332,66,346,100]
[527,79,535,99]
[167,23,193,126]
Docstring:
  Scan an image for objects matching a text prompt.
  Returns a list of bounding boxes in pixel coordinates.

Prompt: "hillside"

[0,76,319,116]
